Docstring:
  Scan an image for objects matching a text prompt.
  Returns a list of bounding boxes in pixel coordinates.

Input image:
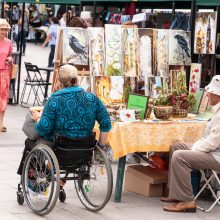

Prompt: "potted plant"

[153,94,173,120]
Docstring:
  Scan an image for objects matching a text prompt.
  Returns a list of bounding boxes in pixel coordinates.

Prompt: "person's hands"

[41,43,46,48]
[5,56,13,64]
[30,107,43,122]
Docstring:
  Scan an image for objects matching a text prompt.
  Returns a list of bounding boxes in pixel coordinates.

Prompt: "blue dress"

[35,86,112,141]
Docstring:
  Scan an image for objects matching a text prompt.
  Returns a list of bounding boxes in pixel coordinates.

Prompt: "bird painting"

[68,35,87,59]
[63,28,88,65]
[174,34,191,58]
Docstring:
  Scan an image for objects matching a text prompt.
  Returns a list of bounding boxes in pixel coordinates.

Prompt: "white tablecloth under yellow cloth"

[96,120,207,159]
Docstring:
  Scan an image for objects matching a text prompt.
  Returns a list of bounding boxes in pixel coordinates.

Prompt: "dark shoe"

[0,126,7,132]
[160,197,179,203]
[163,200,196,213]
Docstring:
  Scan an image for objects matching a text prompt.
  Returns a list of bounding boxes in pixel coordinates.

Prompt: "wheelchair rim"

[22,145,60,215]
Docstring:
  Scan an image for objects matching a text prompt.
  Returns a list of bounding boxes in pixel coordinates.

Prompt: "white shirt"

[192,102,220,163]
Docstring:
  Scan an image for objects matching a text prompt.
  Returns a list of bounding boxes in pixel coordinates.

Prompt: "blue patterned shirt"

[35,86,112,141]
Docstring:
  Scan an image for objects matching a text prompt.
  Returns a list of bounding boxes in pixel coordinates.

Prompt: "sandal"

[0,127,7,132]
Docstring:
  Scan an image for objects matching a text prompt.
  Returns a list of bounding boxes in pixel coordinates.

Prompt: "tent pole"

[190,0,196,62]
[16,3,25,104]
[1,2,4,18]
[92,1,96,27]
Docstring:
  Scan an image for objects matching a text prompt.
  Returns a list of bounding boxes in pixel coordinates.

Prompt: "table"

[102,120,207,203]
[38,67,53,98]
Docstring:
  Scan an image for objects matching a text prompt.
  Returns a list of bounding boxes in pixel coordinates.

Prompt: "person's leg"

[17,138,37,175]
[48,45,55,67]
[22,31,26,54]
[0,111,5,131]
[169,150,220,202]
[16,32,20,52]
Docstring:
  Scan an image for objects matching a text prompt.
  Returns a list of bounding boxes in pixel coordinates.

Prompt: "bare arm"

[42,33,52,47]
[98,131,109,146]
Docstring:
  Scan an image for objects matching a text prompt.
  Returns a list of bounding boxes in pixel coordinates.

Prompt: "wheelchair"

[16,133,113,216]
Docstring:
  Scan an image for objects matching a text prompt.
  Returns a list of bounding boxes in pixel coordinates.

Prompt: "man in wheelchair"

[16,64,112,215]
[161,75,220,213]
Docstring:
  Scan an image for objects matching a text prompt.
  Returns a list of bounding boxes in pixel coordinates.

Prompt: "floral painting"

[189,63,202,94]
[105,25,123,76]
[109,76,124,103]
[63,27,89,65]
[122,28,138,77]
[169,30,191,66]
[156,29,169,77]
[138,28,153,80]
[170,67,186,93]
[194,12,217,54]
[88,27,105,76]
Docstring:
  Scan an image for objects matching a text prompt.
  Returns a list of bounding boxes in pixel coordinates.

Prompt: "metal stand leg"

[114,156,126,203]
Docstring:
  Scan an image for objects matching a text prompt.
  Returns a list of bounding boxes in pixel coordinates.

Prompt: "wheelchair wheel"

[22,144,60,216]
[17,191,24,205]
[75,146,113,212]
[59,189,66,203]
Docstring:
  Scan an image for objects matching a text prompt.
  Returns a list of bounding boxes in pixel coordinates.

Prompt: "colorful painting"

[122,28,138,77]
[105,25,123,76]
[156,29,169,77]
[138,29,153,80]
[88,27,105,76]
[190,88,204,113]
[63,28,89,65]
[170,68,186,93]
[194,12,217,54]
[189,63,202,94]
[169,30,191,66]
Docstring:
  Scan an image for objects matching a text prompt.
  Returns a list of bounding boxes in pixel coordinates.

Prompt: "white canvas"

[88,27,105,76]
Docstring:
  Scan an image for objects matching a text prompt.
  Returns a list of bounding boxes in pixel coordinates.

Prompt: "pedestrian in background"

[0,19,13,132]
[42,16,60,67]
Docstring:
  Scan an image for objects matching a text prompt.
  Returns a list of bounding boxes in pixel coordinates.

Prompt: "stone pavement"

[0,43,220,219]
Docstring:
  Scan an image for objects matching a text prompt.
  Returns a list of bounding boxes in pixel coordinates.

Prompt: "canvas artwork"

[109,76,125,103]
[88,27,105,76]
[122,28,138,77]
[95,76,111,104]
[156,29,169,77]
[63,28,89,65]
[170,68,186,93]
[199,90,209,113]
[190,88,204,113]
[105,25,123,76]
[189,63,202,94]
[169,30,191,66]
[194,12,217,54]
[78,76,92,92]
[138,28,153,80]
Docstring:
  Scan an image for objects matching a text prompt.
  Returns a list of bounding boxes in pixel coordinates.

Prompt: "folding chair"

[20,63,51,107]
[195,169,220,212]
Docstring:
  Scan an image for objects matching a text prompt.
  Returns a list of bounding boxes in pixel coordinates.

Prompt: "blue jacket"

[35,86,112,141]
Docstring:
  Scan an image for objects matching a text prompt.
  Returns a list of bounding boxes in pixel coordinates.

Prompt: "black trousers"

[48,45,55,67]
[16,30,27,53]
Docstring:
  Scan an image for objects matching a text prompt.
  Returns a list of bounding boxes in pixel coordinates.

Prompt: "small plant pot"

[154,105,173,120]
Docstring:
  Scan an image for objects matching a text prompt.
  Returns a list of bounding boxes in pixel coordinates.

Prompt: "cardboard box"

[124,165,168,197]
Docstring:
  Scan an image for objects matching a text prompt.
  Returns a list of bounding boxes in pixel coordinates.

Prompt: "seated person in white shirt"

[161,75,220,213]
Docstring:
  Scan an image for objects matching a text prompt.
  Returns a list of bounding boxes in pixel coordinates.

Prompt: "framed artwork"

[105,25,123,76]
[88,27,105,76]
[78,76,91,92]
[170,67,186,93]
[190,88,204,113]
[169,30,191,66]
[95,76,111,104]
[194,12,217,54]
[189,63,202,94]
[138,28,153,80]
[127,94,149,119]
[156,29,169,77]
[109,76,124,103]
[122,28,138,77]
[198,90,209,114]
[63,27,89,65]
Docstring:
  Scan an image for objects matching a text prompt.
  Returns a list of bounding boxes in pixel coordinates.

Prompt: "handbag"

[22,111,40,140]
[11,64,18,79]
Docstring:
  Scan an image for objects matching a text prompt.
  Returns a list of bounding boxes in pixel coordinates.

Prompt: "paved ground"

[0,43,220,219]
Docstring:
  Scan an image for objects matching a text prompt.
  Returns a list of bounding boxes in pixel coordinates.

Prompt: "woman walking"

[0,19,13,132]
[42,17,60,67]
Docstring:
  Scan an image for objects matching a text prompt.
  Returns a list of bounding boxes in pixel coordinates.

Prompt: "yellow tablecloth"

[96,120,207,159]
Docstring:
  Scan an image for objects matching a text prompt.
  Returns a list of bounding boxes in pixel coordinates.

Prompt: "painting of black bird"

[174,34,191,57]
[68,35,87,59]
